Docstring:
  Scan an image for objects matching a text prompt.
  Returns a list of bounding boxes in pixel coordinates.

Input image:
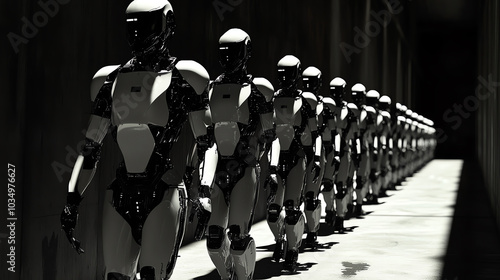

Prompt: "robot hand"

[190,196,212,240]
[265,173,278,204]
[60,193,85,254]
[311,161,321,184]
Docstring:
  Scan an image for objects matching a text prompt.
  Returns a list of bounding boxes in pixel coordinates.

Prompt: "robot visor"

[277,66,299,85]
[126,10,165,44]
[219,41,246,70]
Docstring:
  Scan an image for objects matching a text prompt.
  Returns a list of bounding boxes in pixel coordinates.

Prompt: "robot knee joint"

[305,191,319,211]
[139,266,155,280]
[335,182,347,199]
[285,210,303,225]
[322,179,334,192]
[356,177,366,190]
[267,203,282,223]
[207,225,225,249]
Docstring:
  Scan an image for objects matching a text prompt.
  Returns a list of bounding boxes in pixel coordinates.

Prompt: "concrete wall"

[477,0,500,234]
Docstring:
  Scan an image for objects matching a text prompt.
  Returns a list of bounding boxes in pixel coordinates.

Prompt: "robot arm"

[61,65,119,254]
[253,77,276,148]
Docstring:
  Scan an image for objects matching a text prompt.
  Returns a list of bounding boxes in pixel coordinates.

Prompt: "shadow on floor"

[440,160,500,279]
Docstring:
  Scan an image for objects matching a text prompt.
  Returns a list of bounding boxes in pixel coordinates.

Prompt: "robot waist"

[114,161,170,191]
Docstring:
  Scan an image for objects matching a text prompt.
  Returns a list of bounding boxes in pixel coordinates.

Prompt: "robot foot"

[282,249,299,273]
[345,203,354,220]
[272,239,285,262]
[378,189,389,198]
[303,232,318,250]
[325,210,336,227]
[364,194,379,205]
[387,182,397,191]
[333,216,345,233]
[354,204,366,217]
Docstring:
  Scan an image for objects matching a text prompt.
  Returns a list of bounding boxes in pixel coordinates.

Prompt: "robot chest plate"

[111,71,172,126]
[274,97,302,150]
[111,71,172,173]
[209,83,251,156]
[209,83,251,124]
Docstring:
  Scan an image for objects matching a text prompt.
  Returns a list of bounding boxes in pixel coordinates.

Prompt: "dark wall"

[2,0,465,279]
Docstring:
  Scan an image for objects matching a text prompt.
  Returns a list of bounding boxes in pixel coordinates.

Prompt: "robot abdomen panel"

[274,97,300,125]
[209,83,251,124]
[111,71,171,126]
[276,124,295,150]
[214,122,241,156]
[116,124,155,173]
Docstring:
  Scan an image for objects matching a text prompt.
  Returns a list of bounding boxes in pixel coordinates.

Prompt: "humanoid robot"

[329,77,358,231]
[350,83,375,216]
[301,66,325,249]
[59,1,212,279]
[205,28,276,280]
[365,90,383,204]
[267,55,316,272]
[377,95,393,197]
[389,102,403,188]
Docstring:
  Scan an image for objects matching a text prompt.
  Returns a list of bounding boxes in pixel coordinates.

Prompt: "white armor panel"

[111,70,172,173]
[274,96,302,150]
[209,83,251,156]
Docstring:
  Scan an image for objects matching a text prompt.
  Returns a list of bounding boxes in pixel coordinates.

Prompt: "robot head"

[351,83,366,107]
[219,28,251,75]
[329,77,346,103]
[379,95,391,111]
[277,55,301,90]
[126,0,175,59]
[366,90,380,108]
[302,66,322,94]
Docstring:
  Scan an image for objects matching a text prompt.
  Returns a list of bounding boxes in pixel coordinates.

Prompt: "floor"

[171,159,500,280]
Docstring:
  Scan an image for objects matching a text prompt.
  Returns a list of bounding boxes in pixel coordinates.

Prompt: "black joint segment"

[305,191,316,210]
[207,225,225,249]
[284,209,303,225]
[139,266,155,280]
[267,203,281,223]
[284,199,295,211]
[335,182,347,199]
[356,177,366,189]
[269,165,278,174]
[81,138,102,169]
[228,224,241,238]
[230,235,252,251]
[322,179,334,192]
[67,192,82,206]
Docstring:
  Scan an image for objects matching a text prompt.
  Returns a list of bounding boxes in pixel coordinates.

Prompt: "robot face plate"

[302,75,321,92]
[219,41,248,73]
[277,65,300,88]
[126,10,165,49]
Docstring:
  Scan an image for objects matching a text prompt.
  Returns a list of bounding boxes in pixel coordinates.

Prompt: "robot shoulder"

[301,91,318,108]
[321,97,336,110]
[381,111,391,120]
[347,102,360,117]
[252,77,274,102]
[175,60,210,95]
[90,65,120,102]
